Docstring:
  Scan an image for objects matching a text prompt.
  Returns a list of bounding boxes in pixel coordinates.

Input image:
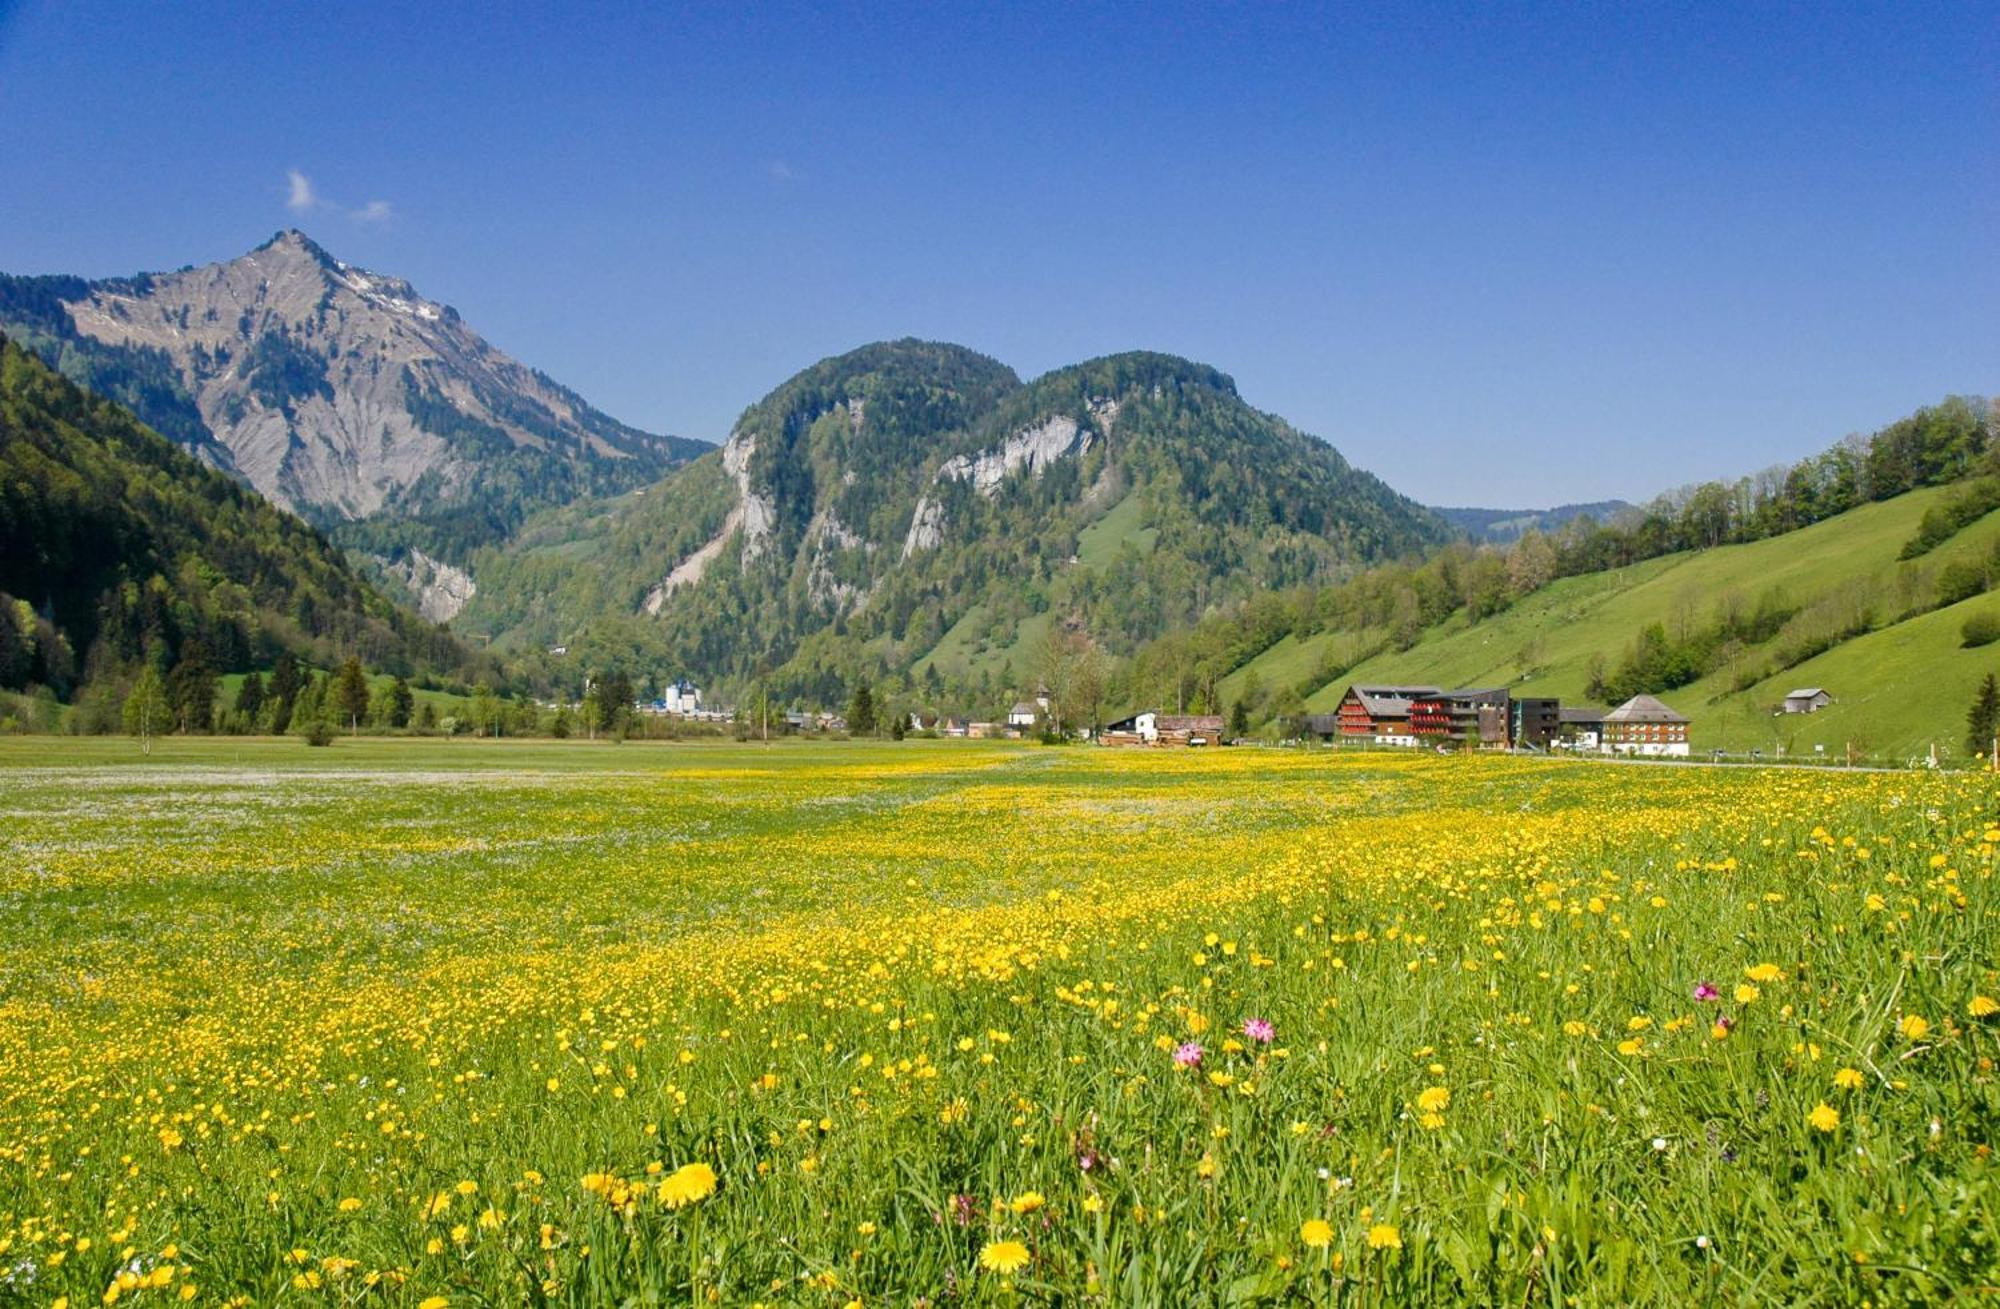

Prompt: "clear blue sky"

[0,1,1992,505]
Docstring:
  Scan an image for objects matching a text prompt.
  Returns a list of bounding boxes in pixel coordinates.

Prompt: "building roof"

[1009,701,1040,716]
[1784,687,1829,699]
[1343,684,1442,716]
[1605,694,1689,723]
[1559,706,1608,724]
[1429,687,1510,704]
[1157,714,1225,732]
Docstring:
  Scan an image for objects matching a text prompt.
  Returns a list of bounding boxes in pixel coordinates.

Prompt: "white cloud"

[283,169,395,226]
[286,168,318,212]
[769,159,797,183]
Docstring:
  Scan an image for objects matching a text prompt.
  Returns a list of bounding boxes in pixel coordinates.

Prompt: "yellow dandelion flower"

[1833,1067,1864,1090]
[1300,1218,1333,1248]
[1969,995,1999,1019]
[1808,1102,1840,1132]
[1415,1086,1450,1113]
[1898,1014,1931,1041]
[657,1162,718,1209]
[1366,1223,1402,1251]
[979,1240,1031,1274]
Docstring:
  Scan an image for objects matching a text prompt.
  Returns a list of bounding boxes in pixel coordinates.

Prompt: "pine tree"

[167,642,216,733]
[268,652,301,734]
[388,676,414,729]
[334,657,370,733]
[234,670,266,719]
[848,682,876,736]
[1967,673,2000,760]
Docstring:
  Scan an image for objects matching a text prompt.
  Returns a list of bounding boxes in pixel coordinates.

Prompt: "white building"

[663,679,702,715]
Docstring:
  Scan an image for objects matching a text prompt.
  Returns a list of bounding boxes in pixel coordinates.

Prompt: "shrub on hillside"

[1962,612,2000,648]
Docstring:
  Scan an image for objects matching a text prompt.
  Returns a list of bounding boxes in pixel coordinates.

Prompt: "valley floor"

[0,740,1994,1304]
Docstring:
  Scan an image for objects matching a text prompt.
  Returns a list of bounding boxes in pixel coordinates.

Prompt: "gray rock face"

[902,404,1113,556]
[376,548,478,623]
[52,230,690,521]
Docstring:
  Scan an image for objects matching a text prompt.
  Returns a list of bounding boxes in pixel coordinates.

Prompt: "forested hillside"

[459,341,1450,706]
[0,332,475,730]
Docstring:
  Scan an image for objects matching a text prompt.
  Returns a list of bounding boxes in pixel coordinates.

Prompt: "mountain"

[0,331,469,710]
[459,340,1450,699]
[1435,500,1633,543]
[0,231,709,612]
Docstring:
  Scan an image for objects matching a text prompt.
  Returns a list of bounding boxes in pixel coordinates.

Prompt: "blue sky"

[0,1,1992,505]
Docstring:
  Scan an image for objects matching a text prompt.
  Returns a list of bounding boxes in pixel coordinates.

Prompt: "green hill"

[1209,482,2000,759]
[0,332,472,724]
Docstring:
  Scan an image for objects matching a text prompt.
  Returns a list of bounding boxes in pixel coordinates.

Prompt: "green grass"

[914,606,1056,689]
[1074,490,1156,568]
[0,740,1994,1304]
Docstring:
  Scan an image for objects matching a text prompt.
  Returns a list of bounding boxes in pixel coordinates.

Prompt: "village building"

[1510,697,1562,750]
[1101,710,1225,746]
[1006,701,1041,730]
[1601,694,1691,756]
[1558,706,1608,751]
[1331,685,1440,746]
[1409,688,1512,747]
[1155,713,1225,746]
[1783,687,1833,714]
[638,679,703,716]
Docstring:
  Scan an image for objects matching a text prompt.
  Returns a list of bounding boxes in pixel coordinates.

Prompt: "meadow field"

[0,739,1995,1306]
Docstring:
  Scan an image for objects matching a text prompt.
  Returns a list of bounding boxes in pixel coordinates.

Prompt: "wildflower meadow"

[0,739,1994,1305]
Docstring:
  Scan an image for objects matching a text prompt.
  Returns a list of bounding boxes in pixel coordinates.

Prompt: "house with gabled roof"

[1602,694,1691,757]
[1783,687,1833,714]
[1332,684,1441,746]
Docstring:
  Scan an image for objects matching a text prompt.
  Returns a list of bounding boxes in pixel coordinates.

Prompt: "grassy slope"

[1213,484,2000,759]
[1073,490,1156,567]
[915,492,1153,687]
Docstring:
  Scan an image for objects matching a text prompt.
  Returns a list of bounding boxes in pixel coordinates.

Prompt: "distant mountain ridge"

[1434,500,1634,543]
[460,340,1451,699]
[0,231,710,613]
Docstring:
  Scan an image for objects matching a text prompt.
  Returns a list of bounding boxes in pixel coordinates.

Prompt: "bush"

[303,719,335,747]
[1963,612,2000,648]
[1937,560,1990,607]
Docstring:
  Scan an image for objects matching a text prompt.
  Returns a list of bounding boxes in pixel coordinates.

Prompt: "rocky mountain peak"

[0,235,709,569]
